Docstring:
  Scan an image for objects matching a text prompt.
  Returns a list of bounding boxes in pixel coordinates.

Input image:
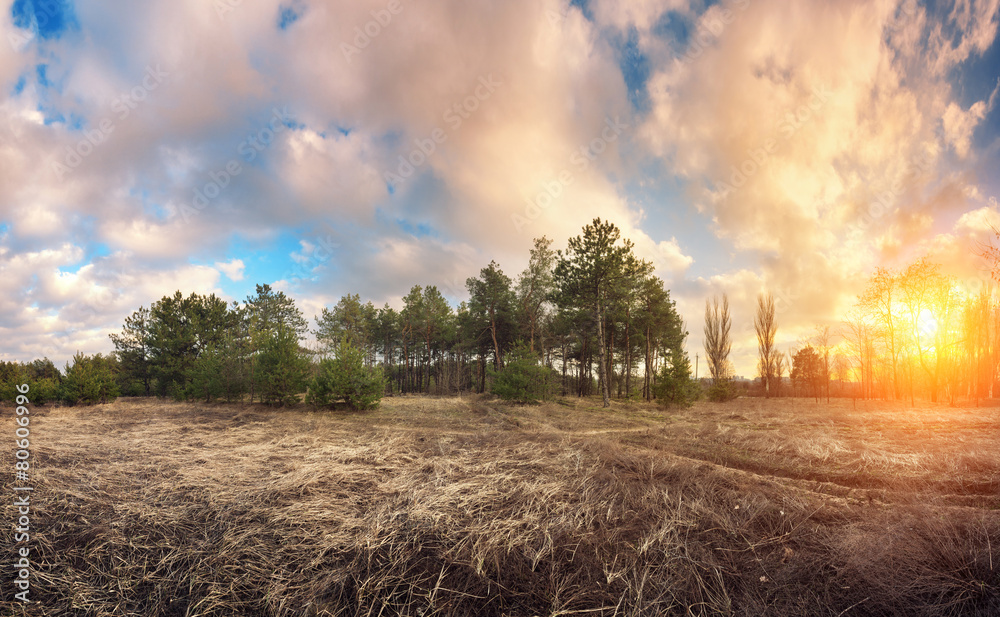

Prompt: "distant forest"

[2,219,691,407]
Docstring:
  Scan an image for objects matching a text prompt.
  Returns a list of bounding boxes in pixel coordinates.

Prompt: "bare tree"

[833,352,850,395]
[859,268,901,399]
[962,288,993,405]
[841,310,874,400]
[813,325,834,403]
[785,349,796,395]
[774,351,785,397]
[899,258,951,402]
[704,294,732,384]
[754,292,778,397]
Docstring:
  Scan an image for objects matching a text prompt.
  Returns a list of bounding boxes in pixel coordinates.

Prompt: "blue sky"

[1,0,999,375]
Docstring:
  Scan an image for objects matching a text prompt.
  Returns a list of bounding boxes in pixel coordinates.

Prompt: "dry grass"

[2,395,1000,616]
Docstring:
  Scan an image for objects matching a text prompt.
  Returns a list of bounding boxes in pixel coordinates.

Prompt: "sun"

[917,308,938,339]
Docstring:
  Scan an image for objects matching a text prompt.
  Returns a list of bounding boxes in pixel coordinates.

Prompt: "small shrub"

[0,360,26,402]
[24,358,61,404]
[706,380,738,402]
[654,347,700,408]
[61,353,119,405]
[27,377,61,405]
[490,343,552,404]
[308,340,385,411]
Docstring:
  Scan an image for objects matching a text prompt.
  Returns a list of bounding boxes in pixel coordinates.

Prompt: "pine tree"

[516,237,556,353]
[489,341,553,404]
[467,261,516,371]
[253,325,310,406]
[246,284,308,402]
[62,353,119,405]
[654,345,699,407]
[109,305,153,395]
[553,218,643,407]
[308,339,385,410]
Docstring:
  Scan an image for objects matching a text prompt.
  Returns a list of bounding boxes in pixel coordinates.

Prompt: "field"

[4,395,1000,616]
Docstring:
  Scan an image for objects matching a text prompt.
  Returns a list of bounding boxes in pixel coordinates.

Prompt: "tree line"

[12,223,1000,408]
[3,219,699,408]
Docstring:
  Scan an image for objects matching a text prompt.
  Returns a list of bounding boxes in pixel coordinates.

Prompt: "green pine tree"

[489,341,553,404]
[307,339,385,410]
[654,346,700,407]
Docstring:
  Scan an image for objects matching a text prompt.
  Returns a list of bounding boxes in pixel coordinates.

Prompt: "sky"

[1,0,999,377]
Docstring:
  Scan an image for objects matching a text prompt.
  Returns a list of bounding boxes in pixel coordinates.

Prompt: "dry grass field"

[3,395,1000,616]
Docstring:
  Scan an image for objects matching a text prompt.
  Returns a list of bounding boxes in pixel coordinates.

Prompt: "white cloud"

[215,258,245,281]
[943,100,988,158]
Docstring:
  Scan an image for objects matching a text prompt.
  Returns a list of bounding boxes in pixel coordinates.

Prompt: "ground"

[3,395,1000,616]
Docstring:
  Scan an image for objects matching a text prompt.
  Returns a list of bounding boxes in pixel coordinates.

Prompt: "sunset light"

[4,2,1000,614]
[917,308,939,339]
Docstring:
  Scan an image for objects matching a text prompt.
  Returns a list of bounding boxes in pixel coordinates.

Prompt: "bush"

[0,360,27,402]
[0,359,62,405]
[489,343,553,404]
[27,377,61,405]
[116,377,149,398]
[61,353,119,405]
[654,347,700,408]
[307,340,385,411]
[706,380,738,402]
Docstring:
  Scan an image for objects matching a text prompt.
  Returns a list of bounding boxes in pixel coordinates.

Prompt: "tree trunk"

[425,330,432,393]
[249,356,255,404]
[609,323,618,399]
[402,338,409,394]
[490,317,502,370]
[644,324,651,401]
[596,297,611,408]
[561,341,567,396]
[625,315,631,399]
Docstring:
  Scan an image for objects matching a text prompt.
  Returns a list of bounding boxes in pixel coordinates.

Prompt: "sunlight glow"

[917,308,938,339]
